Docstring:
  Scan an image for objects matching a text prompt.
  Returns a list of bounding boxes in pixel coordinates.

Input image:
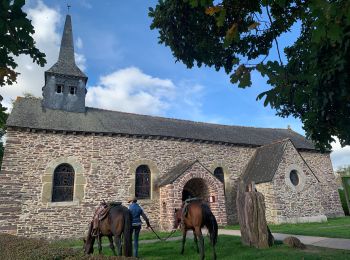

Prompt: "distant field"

[225,216,350,239]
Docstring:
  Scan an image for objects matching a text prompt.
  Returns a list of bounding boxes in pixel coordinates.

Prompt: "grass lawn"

[83,235,350,259]
[225,216,350,239]
[52,229,182,248]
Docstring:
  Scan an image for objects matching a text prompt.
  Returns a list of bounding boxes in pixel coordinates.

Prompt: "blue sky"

[1,0,349,169]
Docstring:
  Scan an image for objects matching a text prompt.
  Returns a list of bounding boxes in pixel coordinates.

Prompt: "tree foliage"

[149,0,350,150]
[0,101,7,169]
[0,0,46,87]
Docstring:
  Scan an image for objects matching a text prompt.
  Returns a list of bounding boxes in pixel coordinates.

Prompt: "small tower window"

[56,85,63,94]
[69,86,77,95]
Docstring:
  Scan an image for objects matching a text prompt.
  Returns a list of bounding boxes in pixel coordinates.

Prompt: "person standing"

[128,197,151,257]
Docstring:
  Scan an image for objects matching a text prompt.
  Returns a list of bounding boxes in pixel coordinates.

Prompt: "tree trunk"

[236,181,274,248]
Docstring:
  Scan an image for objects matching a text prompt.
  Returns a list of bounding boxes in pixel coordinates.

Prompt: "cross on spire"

[67,4,71,14]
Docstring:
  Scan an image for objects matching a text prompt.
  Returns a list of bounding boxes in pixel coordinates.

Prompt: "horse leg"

[108,235,116,255]
[114,234,122,256]
[97,235,102,254]
[180,229,187,255]
[193,230,199,253]
[210,230,217,260]
[212,241,217,260]
[194,227,204,260]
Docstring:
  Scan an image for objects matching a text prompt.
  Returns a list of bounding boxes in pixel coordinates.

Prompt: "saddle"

[182,197,201,217]
[91,201,122,236]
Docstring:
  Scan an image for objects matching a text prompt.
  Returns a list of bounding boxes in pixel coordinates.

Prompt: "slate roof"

[46,15,87,79]
[157,160,197,186]
[241,139,288,184]
[7,97,317,150]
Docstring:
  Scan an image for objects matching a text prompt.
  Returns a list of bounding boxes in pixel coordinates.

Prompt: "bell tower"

[42,15,87,113]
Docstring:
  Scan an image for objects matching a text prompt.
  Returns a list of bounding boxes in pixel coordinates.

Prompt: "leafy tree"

[0,0,46,87]
[0,100,8,169]
[149,0,350,150]
[0,0,44,167]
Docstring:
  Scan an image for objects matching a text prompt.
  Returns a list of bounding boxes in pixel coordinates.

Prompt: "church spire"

[42,14,87,113]
[45,14,87,79]
[58,15,75,65]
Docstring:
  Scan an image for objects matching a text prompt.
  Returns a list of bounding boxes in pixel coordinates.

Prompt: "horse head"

[173,208,182,229]
[83,223,95,254]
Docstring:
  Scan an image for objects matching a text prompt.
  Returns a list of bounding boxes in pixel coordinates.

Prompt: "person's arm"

[141,210,151,227]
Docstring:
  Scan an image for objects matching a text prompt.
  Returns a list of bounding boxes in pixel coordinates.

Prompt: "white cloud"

[79,0,92,9]
[0,1,87,108]
[86,67,176,115]
[75,53,86,71]
[76,37,83,49]
[0,1,60,104]
[331,138,350,170]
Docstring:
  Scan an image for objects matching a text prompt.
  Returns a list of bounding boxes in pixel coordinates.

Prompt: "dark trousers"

[132,225,141,257]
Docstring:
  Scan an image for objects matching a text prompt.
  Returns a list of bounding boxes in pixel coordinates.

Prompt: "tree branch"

[266,4,283,66]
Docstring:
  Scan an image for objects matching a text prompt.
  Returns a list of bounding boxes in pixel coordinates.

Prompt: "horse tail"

[202,203,218,246]
[122,207,132,257]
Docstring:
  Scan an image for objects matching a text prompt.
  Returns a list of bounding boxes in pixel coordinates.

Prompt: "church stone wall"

[0,129,344,238]
[265,142,327,223]
[0,129,255,238]
[255,182,275,222]
[300,151,344,218]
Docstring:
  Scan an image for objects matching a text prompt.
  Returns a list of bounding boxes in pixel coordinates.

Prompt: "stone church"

[0,15,344,238]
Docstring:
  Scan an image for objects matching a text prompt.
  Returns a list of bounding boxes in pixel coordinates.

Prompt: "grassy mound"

[0,233,134,260]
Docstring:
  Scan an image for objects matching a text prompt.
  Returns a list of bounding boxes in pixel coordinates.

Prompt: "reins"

[149,225,177,241]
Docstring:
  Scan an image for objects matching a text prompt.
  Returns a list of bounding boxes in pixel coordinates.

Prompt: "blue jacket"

[129,202,150,226]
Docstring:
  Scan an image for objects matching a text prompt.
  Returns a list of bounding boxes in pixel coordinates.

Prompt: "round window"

[290,170,299,186]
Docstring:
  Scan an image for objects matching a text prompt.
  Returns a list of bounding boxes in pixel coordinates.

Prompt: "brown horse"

[83,204,132,256]
[174,200,218,260]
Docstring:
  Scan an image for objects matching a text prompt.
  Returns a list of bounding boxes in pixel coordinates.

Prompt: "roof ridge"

[257,138,290,149]
[86,105,292,132]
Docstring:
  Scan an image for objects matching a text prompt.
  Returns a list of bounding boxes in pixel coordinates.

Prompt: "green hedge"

[338,189,350,215]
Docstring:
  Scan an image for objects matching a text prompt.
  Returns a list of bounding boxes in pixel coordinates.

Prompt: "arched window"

[52,163,75,202]
[214,167,225,184]
[135,165,151,199]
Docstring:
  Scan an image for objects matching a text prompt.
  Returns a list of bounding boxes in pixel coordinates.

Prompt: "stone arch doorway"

[182,178,209,201]
[159,160,227,230]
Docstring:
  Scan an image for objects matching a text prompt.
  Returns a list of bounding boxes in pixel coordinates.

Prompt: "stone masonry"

[0,128,344,238]
[256,141,328,223]
[0,128,254,238]
[159,161,227,230]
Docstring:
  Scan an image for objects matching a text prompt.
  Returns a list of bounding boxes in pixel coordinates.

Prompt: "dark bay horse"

[83,204,132,256]
[174,200,218,260]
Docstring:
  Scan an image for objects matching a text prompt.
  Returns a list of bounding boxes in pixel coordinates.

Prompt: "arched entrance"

[159,161,227,230]
[182,178,209,201]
